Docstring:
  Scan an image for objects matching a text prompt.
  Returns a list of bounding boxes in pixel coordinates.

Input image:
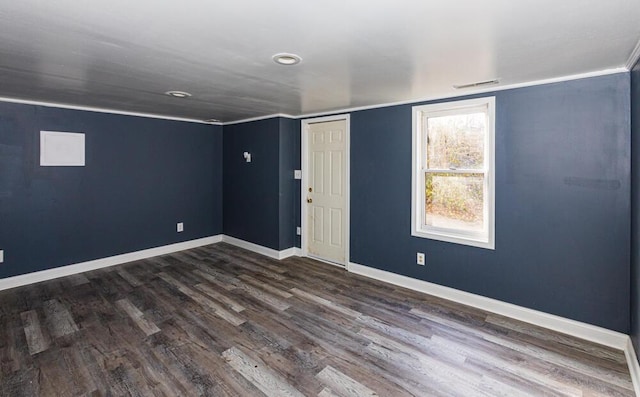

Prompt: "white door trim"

[301,114,351,267]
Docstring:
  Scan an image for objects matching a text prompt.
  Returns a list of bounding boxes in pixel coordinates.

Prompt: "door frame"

[300,114,351,268]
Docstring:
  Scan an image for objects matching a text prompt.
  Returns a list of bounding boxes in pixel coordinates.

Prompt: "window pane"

[425,173,484,233]
[426,112,485,170]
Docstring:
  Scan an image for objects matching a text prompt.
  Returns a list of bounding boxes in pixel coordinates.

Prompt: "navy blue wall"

[350,73,631,332]
[278,117,301,250]
[0,102,222,279]
[631,60,640,353]
[223,118,280,249]
[0,73,631,334]
[223,117,299,250]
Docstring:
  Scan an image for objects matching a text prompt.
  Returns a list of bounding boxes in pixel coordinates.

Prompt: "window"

[412,97,495,249]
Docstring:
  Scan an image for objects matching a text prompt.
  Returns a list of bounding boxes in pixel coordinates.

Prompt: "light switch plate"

[0,250,4,263]
[294,170,302,179]
[177,222,184,232]
[296,227,301,235]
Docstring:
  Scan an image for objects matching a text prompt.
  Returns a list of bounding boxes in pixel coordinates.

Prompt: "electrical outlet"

[0,250,3,264]
[296,226,301,235]
[177,222,184,232]
[417,252,425,266]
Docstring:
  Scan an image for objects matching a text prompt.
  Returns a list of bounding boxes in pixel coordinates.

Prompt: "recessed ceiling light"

[453,79,500,89]
[203,118,221,123]
[272,53,302,66]
[165,90,192,98]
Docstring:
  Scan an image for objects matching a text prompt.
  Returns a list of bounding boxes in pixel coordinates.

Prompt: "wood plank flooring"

[0,242,634,396]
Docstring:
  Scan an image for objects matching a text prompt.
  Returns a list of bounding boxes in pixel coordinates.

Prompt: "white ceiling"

[0,0,639,123]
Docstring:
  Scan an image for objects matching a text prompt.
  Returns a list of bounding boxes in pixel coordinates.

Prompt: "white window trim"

[411,97,495,250]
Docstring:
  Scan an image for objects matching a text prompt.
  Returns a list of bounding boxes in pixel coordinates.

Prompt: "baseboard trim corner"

[221,235,299,260]
[348,261,628,350]
[0,235,222,292]
[624,337,640,396]
[279,247,301,259]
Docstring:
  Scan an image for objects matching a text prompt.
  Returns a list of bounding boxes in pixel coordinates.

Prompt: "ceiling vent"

[453,79,500,89]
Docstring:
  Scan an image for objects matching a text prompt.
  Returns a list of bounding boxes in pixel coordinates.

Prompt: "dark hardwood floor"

[0,243,634,396]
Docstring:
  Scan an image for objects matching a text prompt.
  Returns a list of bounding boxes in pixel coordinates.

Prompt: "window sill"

[412,229,494,250]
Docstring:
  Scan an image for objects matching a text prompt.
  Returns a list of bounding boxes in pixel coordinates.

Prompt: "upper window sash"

[420,107,489,171]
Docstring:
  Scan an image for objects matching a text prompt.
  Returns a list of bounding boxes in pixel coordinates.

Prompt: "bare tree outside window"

[425,113,485,232]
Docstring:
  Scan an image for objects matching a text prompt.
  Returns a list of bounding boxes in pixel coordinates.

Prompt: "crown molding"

[0,96,219,125]
[222,113,297,125]
[627,37,640,70]
[293,68,627,121]
[0,67,628,126]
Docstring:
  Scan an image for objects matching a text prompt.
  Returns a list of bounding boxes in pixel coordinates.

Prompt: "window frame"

[411,96,495,250]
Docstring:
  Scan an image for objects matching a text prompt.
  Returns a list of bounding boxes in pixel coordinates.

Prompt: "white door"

[306,119,347,265]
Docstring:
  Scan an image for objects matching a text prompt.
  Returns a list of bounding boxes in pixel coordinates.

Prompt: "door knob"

[307,198,312,203]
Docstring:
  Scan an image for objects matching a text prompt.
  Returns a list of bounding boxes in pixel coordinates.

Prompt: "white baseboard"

[221,235,299,260]
[625,337,640,396]
[281,247,303,259]
[348,261,628,350]
[0,236,222,292]
[0,234,300,292]
[349,260,640,392]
